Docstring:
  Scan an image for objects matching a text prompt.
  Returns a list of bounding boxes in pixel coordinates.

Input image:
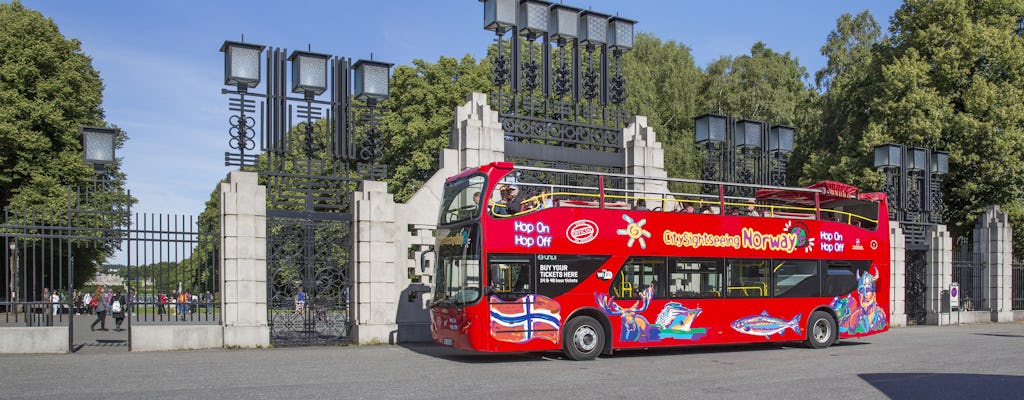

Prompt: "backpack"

[112,299,122,313]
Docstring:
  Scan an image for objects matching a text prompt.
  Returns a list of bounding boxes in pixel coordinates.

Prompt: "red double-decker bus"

[430,162,889,360]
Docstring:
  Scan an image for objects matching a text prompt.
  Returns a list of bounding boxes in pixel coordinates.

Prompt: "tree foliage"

[622,33,703,182]
[378,54,493,202]
[1,1,131,289]
[801,1,1024,248]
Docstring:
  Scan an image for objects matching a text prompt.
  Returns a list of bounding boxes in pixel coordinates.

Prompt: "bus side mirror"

[420,248,435,273]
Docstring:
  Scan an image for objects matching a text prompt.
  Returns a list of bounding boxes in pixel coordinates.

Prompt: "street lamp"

[694,114,795,192]
[353,59,393,104]
[80,126,118,172]
[769,125,794,186]
[872,143,948,224]
[220,41,265,92]
[289,50,331,99]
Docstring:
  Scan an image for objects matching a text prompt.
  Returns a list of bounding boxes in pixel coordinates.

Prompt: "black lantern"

[694,114,727,145]
[606,16,636,51]
[518,0,550,37]
[734,119,763,149]
[288,50,331,97]
[483,0,517,32]
[80,126,118,169]
[873,143,902,169]
[931,150,949,175]
[578,11,609,47]
[907,147,928,172]
[548,4,580,42]
[220,41,265,90]
[769,125,795,154]
[353,60,394,103]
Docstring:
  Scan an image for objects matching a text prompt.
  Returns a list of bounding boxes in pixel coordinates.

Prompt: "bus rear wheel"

[563,316,603,361]
[805,311,836,349]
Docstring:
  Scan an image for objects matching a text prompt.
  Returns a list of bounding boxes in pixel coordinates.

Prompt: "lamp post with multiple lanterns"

[220,40,392,180]
[872,143,949,224]
[693,113,795,195]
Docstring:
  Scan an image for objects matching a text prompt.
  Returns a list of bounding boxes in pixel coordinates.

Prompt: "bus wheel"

[805,311,836,349]
[563,316,603,361]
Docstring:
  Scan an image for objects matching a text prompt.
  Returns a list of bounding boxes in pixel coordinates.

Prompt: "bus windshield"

[438,174,486,225]
[432,225,481,306]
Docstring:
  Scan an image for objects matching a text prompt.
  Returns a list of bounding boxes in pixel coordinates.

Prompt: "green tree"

[804,1,1024,249]
[0,1,131,289]
[379,54,493,202]
[622,33,703,183]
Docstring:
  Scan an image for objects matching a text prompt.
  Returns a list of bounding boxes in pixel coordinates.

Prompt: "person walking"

[83,291,93,315]
[90,287,108,331]
[111,290,127,331]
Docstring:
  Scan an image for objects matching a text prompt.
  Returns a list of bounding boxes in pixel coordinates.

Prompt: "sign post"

[950,282,960,325]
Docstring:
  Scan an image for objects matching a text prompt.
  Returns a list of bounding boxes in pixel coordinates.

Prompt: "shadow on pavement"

[860,373,1024,399]
[973,333,1024,339]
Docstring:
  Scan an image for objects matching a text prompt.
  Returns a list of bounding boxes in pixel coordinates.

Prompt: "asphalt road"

[3,322,1024,399]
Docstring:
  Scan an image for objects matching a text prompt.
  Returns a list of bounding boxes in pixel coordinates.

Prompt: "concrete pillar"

[219,171,269,347]
[975,205,1013,322]
[890,224,907,327]
[924,225,952,325]
[352,180,400,344]
[623,116,670,210]
[451,92,506,171]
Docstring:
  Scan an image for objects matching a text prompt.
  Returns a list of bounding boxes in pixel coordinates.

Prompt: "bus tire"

[563,316,603,361]
[805,311,836,349]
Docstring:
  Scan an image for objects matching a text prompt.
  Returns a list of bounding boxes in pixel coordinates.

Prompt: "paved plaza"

[3,322,1024,399]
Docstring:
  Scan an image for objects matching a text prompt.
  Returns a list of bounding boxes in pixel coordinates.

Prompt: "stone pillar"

[451,92,505,171]
[352,180,400,344]
[975,205,1014,322]
[220,171,269,347]
[890,224,907,327]
[623,116,670,210]
[924,225,952,325]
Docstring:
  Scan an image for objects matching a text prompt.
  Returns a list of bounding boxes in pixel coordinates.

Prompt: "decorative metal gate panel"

[951,236,983,311]
[905,249,928,325]
[267,213,351,346]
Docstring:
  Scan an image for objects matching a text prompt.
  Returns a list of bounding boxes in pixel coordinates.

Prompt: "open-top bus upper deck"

[431,162,890,360]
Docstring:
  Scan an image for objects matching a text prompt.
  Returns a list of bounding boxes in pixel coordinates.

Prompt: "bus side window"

[773,260,820,298]
[726,259,768,298]
[668,259,722,298]
[611,257,664,299]
[488,256,533,300]
[823,260,869,297]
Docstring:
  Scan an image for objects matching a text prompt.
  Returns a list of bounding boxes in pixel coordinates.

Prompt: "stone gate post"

[624,116,669,209]
[220,171,269,347]
[925,225,952,325]
[890,224,907,327]
[352,180,399,344]
[975,205,1013,322]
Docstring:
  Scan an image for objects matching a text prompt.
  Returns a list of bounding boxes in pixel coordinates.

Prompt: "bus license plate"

[442,338,453,346]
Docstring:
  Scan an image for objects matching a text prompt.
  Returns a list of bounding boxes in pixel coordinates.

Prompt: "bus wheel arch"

[805,309,838,349]
[563,308,612,359]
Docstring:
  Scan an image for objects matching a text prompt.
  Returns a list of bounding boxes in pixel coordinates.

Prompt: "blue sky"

[18,0,901,218]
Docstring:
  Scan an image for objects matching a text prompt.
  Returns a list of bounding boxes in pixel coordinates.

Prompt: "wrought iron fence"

[951,236,982,311]
[125,213,219,325]
[1013,258,1024,310]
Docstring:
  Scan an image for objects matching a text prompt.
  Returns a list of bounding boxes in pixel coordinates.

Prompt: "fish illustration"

[655,302,702,332]
[731,311,802,338]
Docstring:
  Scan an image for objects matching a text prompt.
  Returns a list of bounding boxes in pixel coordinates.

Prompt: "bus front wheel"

[563,316,604,361]
[805,311,836,349]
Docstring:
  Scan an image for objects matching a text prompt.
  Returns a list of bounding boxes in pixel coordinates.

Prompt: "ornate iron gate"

[951,236,982,311]
[221,44,387,346]
[905,249,928,325]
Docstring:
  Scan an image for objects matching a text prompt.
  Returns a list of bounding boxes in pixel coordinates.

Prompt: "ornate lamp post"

[694,113,727,193]
[220,40,392,180]
[79,126,118,173]
[873,143,948,224]
[694,114,795,192]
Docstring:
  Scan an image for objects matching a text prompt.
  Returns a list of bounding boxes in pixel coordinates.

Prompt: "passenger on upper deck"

[700,204,714,214]
[745,200,760,217]
[636,199,648,211]
[503,185,522,215]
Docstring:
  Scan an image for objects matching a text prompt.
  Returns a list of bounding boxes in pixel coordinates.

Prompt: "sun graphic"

[616,214,651,249]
